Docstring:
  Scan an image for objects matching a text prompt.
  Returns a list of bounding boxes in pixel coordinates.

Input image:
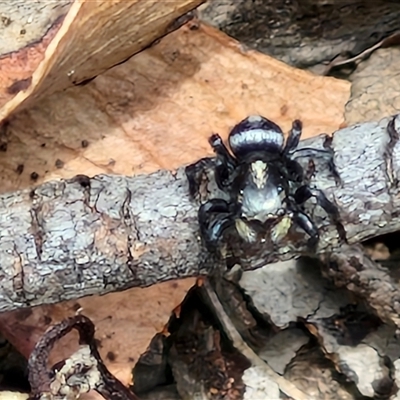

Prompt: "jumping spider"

[185,115,345,250]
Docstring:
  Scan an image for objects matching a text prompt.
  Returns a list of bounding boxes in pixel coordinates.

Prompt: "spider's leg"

[198,199,236,248]
[283,119,303,155]
[209,134,236,167]
[209,134,238,189]
[292,211,319,250]
[294,185,347,242]
[185,157,215,197]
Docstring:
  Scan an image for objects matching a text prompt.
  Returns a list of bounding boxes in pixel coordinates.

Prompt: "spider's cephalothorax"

[185,115,344,250]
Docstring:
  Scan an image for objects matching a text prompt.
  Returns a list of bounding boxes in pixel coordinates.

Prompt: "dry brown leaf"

[0,23,350,193]
[0,0,203,119]
[0,21,350,397]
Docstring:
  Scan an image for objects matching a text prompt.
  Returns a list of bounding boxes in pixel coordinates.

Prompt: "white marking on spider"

[251,160,268,189]
[229,128,284,151]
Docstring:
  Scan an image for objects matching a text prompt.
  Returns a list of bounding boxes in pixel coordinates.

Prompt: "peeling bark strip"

[0,115,400,312]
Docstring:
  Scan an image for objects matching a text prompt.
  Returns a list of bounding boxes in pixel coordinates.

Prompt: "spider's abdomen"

[228,115,284,159]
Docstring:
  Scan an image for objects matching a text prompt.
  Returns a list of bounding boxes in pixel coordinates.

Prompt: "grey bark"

[0,115,400,313]
[199,0,400,69]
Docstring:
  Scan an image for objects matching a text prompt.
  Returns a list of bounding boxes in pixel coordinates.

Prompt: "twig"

[322,31,400,75]
[201,279,312,400]
[28,315,139,400]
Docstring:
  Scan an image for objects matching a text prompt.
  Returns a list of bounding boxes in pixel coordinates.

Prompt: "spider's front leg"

[208,134,238,190]
[280,120,305,183]
[185,157,216,197]
[198,198,237,249]
[199,198,264,249]
[281,195,319,249]
[292,210,320,250]
[283,119,303,155]
[185,134,238,197]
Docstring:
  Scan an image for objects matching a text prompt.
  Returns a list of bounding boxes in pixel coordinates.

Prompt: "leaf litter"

[8,2,400,398]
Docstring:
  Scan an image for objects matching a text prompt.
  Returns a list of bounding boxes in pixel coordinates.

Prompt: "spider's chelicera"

[185,115,345,250]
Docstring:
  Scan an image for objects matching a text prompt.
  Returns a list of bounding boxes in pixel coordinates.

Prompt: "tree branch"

[1,115,399,312]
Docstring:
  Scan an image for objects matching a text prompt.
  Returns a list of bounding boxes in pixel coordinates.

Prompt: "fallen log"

[0,114,399,312]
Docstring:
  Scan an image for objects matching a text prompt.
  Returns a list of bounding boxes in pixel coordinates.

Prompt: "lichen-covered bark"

[0,170,202,312]
[0,115,400,312]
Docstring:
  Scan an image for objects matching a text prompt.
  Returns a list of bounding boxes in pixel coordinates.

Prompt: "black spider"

[185,115,345,251]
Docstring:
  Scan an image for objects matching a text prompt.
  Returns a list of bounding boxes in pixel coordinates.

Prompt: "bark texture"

[1,115,400,312]
[199,0,400,69]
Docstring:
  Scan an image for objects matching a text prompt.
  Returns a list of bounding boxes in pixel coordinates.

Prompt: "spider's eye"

[277,208,285,217]
[277,185,283,193]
